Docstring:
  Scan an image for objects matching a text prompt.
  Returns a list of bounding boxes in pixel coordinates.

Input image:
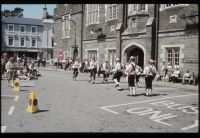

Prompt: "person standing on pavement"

[72,59,81,80]
[112,58,123,90]
[88,57,98,84]
[143,59,157,96]
[126,56,137,96]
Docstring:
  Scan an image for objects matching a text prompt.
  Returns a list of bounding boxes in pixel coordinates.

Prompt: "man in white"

[112,58,123,90]
[72,59,81,80]
[126,56,137,96]
[143,59,157,96]
[101,59,110,83]
[88,57,98,84]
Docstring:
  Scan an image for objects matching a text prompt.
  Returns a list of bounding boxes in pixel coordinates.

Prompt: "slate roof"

[1,17,43,26]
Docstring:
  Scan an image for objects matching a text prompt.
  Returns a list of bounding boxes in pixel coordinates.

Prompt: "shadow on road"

[33,110,50,114]
[126,93,168,97]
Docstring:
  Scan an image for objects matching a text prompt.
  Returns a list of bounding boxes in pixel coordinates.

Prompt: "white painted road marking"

[1,95,16,98]
[100,94,198,130]
[14,96,19,101]
[100,94,198,110]
[181,120,198,131]
[1,126,7,133]
[8,106,15,115]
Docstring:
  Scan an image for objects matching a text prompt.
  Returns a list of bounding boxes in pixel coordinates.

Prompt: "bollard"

[13,78,20,92]
[26,92,39,113]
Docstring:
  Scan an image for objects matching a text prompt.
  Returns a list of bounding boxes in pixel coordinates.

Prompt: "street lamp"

[54,15,77,59]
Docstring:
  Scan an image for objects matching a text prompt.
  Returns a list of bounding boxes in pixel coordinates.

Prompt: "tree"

[1,7,24,17]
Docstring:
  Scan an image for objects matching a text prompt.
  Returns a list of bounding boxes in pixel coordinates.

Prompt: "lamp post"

[54,15,77,60]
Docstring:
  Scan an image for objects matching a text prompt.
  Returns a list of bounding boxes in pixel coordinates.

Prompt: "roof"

[1,17,43,26]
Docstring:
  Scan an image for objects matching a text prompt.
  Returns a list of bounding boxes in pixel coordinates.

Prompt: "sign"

[182,58,198,64]
[57,49,63,61]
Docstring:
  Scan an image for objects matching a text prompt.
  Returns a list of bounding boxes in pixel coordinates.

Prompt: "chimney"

[43,4,47,19]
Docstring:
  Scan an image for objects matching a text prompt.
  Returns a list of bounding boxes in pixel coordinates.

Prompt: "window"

[8,24,14,32]
[106,4,118,21]
[19,36,25,47]
[138,4,146,11]
[131,18,136,28]
[8,36,14,46]
[170,15,177,23]
[160,4,189,11]
[128,4,148,15]
[88,50,97,60]
[108,50,116,68]
[87,4,99,25]
[62,14,70,38]
[31,26,37,34]
[167,48,180,68]
[30,37,37,47]
[110,26,115,32]
[51,38,54,47]
[20,25,26,33]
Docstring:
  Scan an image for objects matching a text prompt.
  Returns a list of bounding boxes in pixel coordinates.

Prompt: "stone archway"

[122,42,146,69]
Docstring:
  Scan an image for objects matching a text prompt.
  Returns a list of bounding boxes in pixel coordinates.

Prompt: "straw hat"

[116,58,120,62]
[148,59,155,63]
[9,57,14,61]
[129,56,135,60]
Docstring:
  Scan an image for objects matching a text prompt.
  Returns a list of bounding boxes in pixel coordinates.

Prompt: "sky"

[1,4,56,19]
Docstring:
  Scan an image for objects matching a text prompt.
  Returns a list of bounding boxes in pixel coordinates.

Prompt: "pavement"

[38,67,198,91]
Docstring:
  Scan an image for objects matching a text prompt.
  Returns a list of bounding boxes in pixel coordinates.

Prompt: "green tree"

[2,7,24,17]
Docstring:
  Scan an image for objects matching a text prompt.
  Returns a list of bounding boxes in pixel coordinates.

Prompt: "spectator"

[182,70,193,84]
[169,67,180,82]
[161,61,168,77]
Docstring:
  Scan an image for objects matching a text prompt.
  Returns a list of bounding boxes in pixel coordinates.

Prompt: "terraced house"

[53,4,198,74]
[1,6,54,59]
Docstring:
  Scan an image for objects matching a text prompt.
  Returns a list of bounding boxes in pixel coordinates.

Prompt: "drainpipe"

[154,4,159,69]
[80,4,84,61]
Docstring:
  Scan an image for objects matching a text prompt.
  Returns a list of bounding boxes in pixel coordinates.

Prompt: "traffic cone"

[26,92,39,113]
[13,78,20,92]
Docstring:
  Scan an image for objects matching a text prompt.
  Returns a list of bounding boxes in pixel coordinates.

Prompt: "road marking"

[181,120,198,131]
[1,126,7,133]
[100,107,119,114]
[14,96,19,101]
[100,94,198,113]
[1,95,16,98]
[8,106,15,115]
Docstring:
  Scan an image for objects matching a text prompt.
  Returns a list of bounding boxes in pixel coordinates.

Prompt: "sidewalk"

[152,80,198,91]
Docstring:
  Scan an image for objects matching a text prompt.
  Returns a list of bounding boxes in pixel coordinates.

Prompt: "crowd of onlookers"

[156,61,199,85]
[1,54,41,87]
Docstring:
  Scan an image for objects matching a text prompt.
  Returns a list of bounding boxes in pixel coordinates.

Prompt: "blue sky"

[1,4,56,19]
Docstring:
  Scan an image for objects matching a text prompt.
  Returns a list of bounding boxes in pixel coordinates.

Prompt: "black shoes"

[115,84,119,87]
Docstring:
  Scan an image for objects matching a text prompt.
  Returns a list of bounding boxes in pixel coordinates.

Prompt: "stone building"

[53,4,198,74]
[54,4,83,60]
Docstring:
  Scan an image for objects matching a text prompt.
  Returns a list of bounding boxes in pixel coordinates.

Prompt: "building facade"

[53,4,198,74]
[1,6,54,60]
[1,17,43,59]
[54,4,83,60]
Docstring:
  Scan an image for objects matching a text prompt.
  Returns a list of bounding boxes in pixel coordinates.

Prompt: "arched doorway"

[128,47,144,68]
[123,45,145,69]
[73,48,78,60]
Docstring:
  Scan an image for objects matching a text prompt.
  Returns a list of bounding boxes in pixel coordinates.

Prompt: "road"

[1,69,198,132]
